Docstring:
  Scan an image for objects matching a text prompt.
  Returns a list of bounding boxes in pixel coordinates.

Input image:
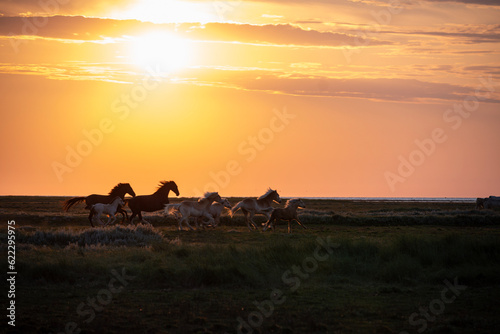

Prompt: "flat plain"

[1,196,500,334]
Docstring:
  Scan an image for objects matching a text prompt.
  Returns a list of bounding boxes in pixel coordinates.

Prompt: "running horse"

[128,180,180,225]
[263,198,307,234]
[231,188,281,231]
[62,183,136,221]
[165,192,223,230]
[88,197,125,227]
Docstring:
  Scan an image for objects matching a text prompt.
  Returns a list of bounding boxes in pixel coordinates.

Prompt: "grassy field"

[1,196,500,334]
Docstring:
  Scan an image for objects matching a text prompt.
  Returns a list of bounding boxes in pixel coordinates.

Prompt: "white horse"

[88,197,125,227]
[477,196,500,209]
[484,196,500,209]
[197,198,232,228]
[165,192,223,230]
[231,188,281,231]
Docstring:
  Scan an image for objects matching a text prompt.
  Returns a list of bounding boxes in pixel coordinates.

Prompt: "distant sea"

[302,197,476,203]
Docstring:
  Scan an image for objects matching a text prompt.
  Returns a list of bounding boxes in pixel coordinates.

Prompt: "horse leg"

[248,212,258,230]
[96,215,105,226]
[129,212,137,225]
[179,216,194,231]
[178,216,183,231]
[203,214,215,228]
[118,208,128,224]
[294,218,307,230]
[264,211,272,223]
[108,214,117,226]
[262,218,271,231]
[88,211,95,227]
[198,217,209,229]
[139,212,150,225]
[103,215,111,227]
[242,211,252,231]
[183,216,195,231]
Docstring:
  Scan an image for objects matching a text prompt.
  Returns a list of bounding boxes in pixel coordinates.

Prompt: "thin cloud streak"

[0,16,390,47]
[2,63,498,104]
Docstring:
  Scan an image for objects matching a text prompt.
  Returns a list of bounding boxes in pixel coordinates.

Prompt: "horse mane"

[154,180,173,194]
[285,198,301,208]
[199,192,218,202]
[258,188,276,200]
[108,183,128,195]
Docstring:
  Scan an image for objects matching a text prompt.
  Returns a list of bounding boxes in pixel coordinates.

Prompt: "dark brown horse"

[62,183,136,221]
[128,180,179,224]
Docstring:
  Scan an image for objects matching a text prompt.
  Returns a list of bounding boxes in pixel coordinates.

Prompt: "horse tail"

[63,197,86,211]
[165,204,180,215]
[230,201,243,217]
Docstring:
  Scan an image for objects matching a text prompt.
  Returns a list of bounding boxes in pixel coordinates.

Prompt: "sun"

[129,31,193,72]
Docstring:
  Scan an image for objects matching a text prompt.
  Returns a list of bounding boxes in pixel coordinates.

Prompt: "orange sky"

[0,0,499,197]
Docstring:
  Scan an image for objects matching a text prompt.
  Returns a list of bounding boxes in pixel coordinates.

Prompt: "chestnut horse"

[62,183,136,221]
[128,180,179,225]
[263,198,307,234]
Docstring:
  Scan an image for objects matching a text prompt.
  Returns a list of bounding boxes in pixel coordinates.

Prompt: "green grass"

[2,196,500,333]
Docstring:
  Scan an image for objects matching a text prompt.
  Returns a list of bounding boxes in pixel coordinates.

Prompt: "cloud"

[389,25,500,44]
[425,0,500,6]
[294,19,324,24]
[168,67,500,103]
[337,23,500,46]
[0,0,132,16]
[0,62,134,83]
[0,15,390,47]
[186,22,390,47]
[0,16,157,41]
[238,74,497,102]
[2,63,498,103]
[191,0,500,6]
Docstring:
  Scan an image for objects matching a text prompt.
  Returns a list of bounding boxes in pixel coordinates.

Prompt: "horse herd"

[62,181,307,233]
[476,196,500,210]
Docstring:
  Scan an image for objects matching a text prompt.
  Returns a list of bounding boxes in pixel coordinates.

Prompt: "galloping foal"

[88,197,125,227]
[263,198,307,233]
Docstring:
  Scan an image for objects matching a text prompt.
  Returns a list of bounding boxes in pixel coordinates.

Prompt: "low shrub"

[17,225,165,247]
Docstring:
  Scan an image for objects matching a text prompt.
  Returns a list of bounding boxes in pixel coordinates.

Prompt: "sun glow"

[129,31,193,72]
